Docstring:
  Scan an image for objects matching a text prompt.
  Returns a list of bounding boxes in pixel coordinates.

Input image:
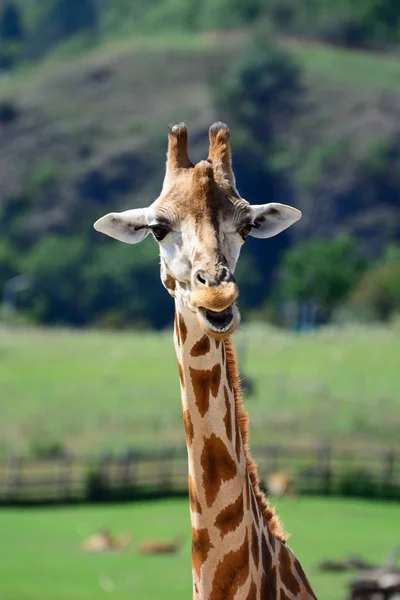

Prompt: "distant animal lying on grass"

[80,529,184,555]
[80,529,131,552]
[265,472,296,497]
[317,554,376,573]
[138,535,185,555]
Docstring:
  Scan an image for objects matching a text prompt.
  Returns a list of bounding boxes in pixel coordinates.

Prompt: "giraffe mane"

[225,339,288,543]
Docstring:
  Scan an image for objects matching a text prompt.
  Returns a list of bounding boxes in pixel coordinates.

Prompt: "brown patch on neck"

[192,527,213,579]
[189,364,221,418]
[175,313,180,346]
[188,475,202,514]
[164,274,176,292]
[182,409,194,446]
[224,339,287,543]
[191,335,211,357]
[201,433,237,507]
[178,313,188,344]
[210,363,221,397]
[214,491,244,537]
[209,530,249,600]
[177,361,185,388]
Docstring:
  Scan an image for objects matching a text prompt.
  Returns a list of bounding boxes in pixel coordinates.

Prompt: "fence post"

[99,452,111,482]
[121,449,138,488]
[4,455,23,501]
[316,444,332,495]
[58,453,72,501]
[381,449,394,496]
[159,447,174,492]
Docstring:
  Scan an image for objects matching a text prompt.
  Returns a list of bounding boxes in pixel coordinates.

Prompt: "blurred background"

[0,1,399,599]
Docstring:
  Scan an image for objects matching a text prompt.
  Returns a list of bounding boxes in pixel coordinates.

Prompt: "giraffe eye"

[238,223,253,240]
[150,224,170,241]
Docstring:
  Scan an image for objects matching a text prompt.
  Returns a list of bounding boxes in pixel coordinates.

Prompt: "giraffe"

[94,122,317,600]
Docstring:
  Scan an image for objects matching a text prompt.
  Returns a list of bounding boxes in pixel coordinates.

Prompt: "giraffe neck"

[173,302,317,600]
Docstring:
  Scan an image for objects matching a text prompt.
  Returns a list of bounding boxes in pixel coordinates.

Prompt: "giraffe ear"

[249,203,302,239]
[94,208,151,244]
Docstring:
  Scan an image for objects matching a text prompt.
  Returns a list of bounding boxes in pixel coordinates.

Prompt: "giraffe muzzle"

[197,303,240,338]
[190,280,239,337]
[190,281,238,312]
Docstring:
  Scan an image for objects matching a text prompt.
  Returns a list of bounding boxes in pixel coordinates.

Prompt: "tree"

[348,245,400,321]
[216,30,302,155]
[278,235,365,321]
[49,0,98,40]
[214,30,304,303]
[0,2,24,41]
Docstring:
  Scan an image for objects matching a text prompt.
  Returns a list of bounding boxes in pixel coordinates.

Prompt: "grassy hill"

[1,31,400,248]
[1,324,399,457]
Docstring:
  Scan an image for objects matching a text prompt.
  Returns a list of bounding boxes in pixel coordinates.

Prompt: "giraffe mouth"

[197,304,239,337]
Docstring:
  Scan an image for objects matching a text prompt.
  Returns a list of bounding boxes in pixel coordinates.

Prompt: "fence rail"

[0,444,399,505]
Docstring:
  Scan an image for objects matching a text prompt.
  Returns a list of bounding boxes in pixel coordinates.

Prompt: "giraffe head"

[94,122,301,339]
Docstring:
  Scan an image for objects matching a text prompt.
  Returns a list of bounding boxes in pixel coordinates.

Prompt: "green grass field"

[0,496,398,600]
[1,324,399,456]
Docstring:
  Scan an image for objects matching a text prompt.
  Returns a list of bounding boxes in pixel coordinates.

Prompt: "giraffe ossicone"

[94,123,316,599]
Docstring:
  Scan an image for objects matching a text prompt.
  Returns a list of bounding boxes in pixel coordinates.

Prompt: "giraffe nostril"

[220,266,231,282]
[196,271,208,286]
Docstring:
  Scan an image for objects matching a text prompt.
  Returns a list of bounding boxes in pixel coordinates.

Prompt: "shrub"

[86,469,112,502]
[0,99,18,124]
[348,246,400,321]
[0,2,24,41]
[336,468,378,498]
[278,235,365,322]
[29,438,67,459]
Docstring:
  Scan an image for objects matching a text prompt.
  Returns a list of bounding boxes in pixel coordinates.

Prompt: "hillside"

[1,31,400,327]
[1,32,400,244]
[0,33,243,240]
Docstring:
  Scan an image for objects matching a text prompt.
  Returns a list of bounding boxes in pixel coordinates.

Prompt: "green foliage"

[348,245,400,321]
[0,19,398,329]
[17,232,171,328]
[48,0,98,40]
[3,0,400,69]
[0,2,23,69]
[22,235,90,324]
[336,468,378,498]
[214,33,303,301]
[278,236,365,320]
[216,31,302,154]
[0,240,18,285]
[267,0,400,48]
[0,39,22,69]
[0,2,24,41]
[86,469,112,502]
[29,437,66,459]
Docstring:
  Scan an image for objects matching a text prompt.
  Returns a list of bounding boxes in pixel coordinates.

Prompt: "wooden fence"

[0,444,398,504]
